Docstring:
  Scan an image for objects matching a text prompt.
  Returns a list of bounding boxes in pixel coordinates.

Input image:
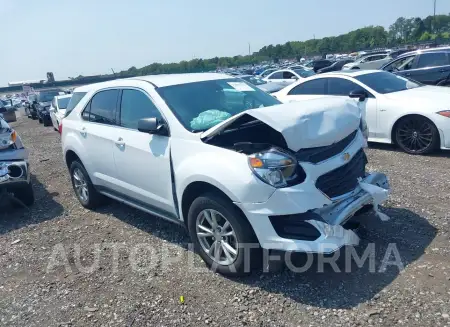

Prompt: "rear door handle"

[115,137,125,147]
[439,69,448,73]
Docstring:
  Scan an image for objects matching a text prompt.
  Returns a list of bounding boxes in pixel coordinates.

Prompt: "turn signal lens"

[437,110,450,118]
[10,130,17,143]
[249,157,264,168]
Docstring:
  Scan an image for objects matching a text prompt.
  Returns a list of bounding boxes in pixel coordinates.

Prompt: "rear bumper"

[236,172,390,254]
[0,160,30,187]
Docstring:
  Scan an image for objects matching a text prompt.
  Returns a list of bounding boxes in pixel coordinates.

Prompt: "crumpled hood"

[201,98,362,152]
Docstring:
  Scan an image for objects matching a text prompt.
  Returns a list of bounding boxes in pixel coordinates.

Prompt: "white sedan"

[273,70,450,154]
[49,94,72,132]
[262,68,315,86]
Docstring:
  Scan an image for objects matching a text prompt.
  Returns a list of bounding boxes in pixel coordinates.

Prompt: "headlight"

[360,118,369,141]
[437,110,450,118]
[0,130,16,149]
[248,148,305,188]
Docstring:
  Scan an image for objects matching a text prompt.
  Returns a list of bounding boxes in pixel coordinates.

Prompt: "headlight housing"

[248,148,306,188]
[360,118,369,142]
[437,110,450,118]
[0,130,17,149]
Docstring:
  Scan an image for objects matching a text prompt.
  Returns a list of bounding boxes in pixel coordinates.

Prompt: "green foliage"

[116,14,450,77]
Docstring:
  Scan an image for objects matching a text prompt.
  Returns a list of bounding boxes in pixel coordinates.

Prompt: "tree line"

[91,14,450,79]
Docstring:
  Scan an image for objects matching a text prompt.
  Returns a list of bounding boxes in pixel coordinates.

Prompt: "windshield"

[355,71,422,94]
[38,91,60,102]
[157,78,281,132]
[240,76,267,85]
[293,69,315,78]
[57,97,71,109]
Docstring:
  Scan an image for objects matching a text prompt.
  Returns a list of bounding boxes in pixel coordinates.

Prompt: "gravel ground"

[1,114,449,327]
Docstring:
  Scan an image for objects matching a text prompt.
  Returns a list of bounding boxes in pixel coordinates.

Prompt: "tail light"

[58,120,63,134]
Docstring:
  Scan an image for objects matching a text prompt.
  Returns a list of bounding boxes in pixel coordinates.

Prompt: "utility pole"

[433,0,437,33]
[248,42,251,55]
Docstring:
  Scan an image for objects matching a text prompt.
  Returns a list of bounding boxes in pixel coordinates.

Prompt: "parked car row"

[24,89,72,131]
[272,70,450,154]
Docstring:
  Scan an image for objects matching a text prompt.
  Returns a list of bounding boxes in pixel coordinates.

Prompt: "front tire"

[394,116,439,154]
[187,193,260,276]
[13,181,35,206]
[70,160,104,209]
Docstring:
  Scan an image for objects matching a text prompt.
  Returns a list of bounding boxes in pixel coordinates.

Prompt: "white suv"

[61,73,390,275]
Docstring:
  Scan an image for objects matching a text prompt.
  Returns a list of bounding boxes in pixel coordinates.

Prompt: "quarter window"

[288,79,327,95]
[417,52,449,68]
[88,89,119,125]
[120,89,162,130]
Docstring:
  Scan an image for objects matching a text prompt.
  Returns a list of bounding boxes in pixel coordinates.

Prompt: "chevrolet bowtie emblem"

[343,152,351,161]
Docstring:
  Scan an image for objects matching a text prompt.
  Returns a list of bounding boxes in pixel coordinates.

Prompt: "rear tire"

[187,193,260,276]
[69,160,104,209]
[13,181,35,207]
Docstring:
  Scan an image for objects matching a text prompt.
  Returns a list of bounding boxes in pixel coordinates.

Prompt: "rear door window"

[288,79,327,95]
[417,52,449,68]
[328,78,366,96]
[87,89,119,125]
[268,72,283,79]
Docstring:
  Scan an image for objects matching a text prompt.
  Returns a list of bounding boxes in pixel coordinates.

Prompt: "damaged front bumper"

[235,172,390,254]
[0,160,30,187]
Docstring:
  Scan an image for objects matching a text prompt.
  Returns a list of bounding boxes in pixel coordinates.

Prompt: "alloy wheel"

[73,168,89,203]
[396,118,434,153]
[196,209,239,265]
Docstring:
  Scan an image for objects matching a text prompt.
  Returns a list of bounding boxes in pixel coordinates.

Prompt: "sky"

[1,0,449,86]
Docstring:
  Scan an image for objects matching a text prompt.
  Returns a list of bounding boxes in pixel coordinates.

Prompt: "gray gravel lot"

[0,115,449,327]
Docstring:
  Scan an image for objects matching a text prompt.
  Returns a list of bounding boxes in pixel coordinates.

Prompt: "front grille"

[316,149,367,198]
[296,130,358,164]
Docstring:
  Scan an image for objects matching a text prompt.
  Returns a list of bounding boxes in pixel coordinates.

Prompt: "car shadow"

[98,202,436,309]
[0,174,64,235]
[368,142,450,158]
[229,207,437,309]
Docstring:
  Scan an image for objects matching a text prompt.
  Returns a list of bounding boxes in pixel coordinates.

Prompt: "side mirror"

[138,117,169,136]
[290,76,298,80]
[349,89,367,102]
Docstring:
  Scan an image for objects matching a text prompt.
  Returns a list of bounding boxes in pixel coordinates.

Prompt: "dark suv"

[381,48,450,86]
[28,89,63,125]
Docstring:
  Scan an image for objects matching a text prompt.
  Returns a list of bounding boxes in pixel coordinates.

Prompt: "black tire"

[54,127,58,132]
[69,160,104,209]
[394,115,439,154]
[13,181,35,207]
[38,118,43,124]
[187,193,260,276]
[351,66,360,70]
[43,118,51,127]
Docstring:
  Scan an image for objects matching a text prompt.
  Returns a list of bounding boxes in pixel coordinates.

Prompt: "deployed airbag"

[201,98,362,152]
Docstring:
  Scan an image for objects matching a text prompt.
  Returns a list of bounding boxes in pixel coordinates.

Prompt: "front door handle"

[80,127,87,137]
[404,72,411,76]
[115,137,125,147]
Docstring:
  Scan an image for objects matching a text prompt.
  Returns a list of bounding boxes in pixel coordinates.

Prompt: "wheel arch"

[180,181,249,227]
[65,149,81,169]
